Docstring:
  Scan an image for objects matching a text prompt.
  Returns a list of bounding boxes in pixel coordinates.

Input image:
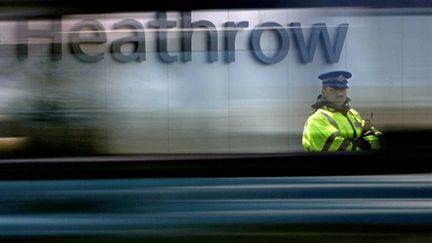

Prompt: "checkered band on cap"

[318,71,352,88]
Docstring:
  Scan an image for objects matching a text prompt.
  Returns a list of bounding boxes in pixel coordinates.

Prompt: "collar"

[311,94,351,114]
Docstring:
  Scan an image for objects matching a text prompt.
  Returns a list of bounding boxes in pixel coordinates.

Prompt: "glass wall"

[0,8,431,156]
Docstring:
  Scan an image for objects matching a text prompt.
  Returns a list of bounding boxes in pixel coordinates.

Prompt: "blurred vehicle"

[0,116,27,153]
[0,153,432,242]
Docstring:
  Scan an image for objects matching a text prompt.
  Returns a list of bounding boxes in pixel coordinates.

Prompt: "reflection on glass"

[0,8,431,157]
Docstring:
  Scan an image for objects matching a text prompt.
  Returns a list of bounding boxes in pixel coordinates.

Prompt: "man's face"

[321,86,348,108]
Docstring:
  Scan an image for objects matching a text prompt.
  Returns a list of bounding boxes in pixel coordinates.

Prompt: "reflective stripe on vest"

[319,111,353,151]
[322,131,340,151]
[338,139,351,151]
[319,111,339,129]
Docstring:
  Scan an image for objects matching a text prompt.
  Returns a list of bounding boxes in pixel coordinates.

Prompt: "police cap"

[318,70,352,89]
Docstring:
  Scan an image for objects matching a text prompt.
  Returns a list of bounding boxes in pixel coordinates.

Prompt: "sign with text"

[17,11,349,65]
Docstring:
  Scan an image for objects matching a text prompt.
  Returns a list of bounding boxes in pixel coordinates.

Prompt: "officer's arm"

[350,109,383,150]
[360,120,383,150]
[361,127,383,150]
[303,115,357,152]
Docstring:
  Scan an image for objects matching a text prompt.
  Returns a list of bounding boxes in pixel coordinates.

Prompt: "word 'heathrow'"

[17,11,349,65]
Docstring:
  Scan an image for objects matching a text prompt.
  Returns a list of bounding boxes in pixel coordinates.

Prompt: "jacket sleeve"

[302,113,357,152]
[361,128,383,150]
[351,109,383,150]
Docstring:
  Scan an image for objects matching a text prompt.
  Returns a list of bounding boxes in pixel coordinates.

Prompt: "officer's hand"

[363,130,382,137]
[353,137,372,151]
[363,130,374,136]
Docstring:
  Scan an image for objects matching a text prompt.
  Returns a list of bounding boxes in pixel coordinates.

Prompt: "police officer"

[302,71,382,152]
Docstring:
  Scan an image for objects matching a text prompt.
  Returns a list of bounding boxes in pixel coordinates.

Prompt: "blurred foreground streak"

[1,175,432,242]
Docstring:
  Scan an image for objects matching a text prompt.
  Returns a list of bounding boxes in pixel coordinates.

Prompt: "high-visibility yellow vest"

[302,106,382,152]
